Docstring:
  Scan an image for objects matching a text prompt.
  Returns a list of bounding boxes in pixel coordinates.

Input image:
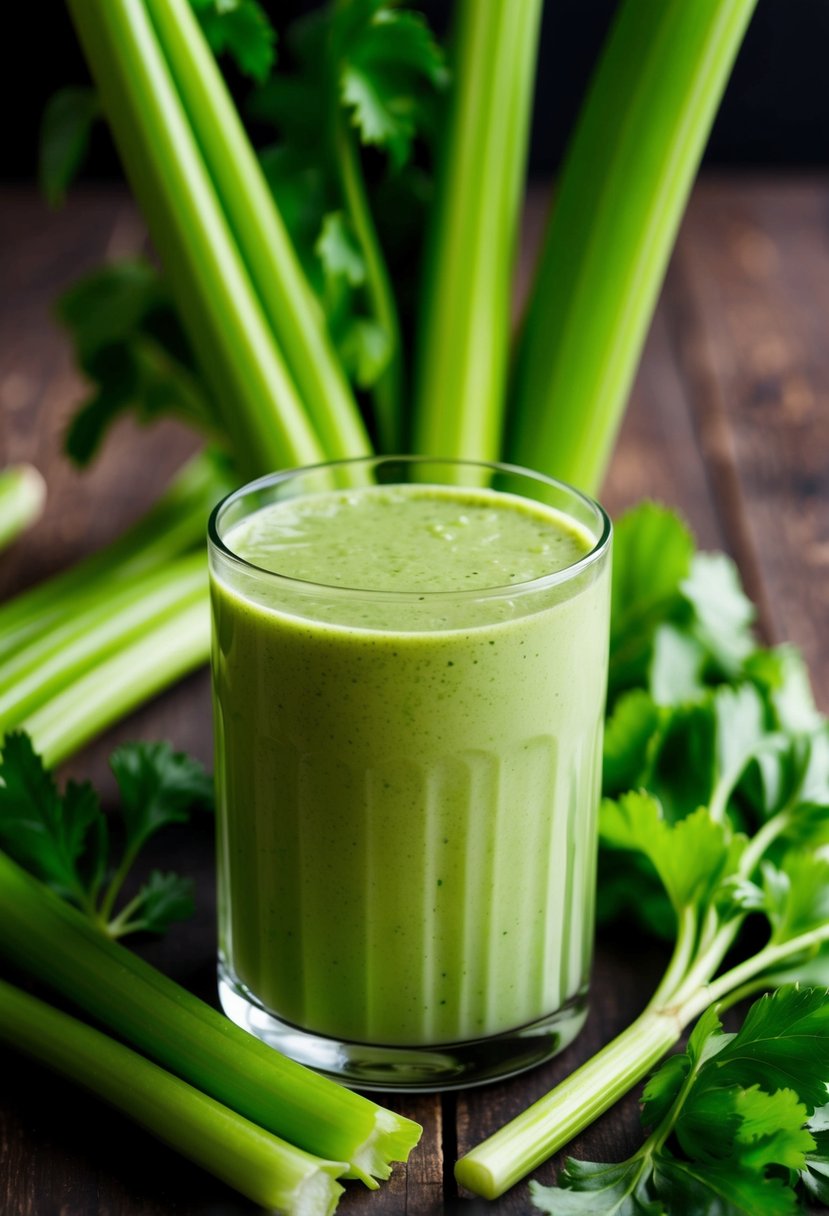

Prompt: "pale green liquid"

[211,484,610,1046]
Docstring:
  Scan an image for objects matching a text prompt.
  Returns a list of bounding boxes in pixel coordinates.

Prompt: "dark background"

[4,0,829,188]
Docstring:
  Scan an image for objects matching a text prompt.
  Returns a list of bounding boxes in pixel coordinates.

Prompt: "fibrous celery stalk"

[413,0,543,462]
[145,0,370,463]
[0,451,222,661]
[0,978,346,1216]
[67,0,325,477]
[508,0,758,495]
[0,851,421,1185]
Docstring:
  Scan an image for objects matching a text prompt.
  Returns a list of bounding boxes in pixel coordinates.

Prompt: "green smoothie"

[210,480,610,1049]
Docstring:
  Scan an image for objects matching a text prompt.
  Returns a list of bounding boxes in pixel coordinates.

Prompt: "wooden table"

[1,177,828,1214]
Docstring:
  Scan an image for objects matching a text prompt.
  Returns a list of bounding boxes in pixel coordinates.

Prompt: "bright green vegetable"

[507,0,758,494]
[456,504,829,1198]
[0,450,224,661]
[145,0,370,462]
[20,592,209,768]
[0,732,211,938]
[0,552,206,736]
[0,847,421,1185]
[67,0,325,476]
[0,464,46,552]
[0,978,346,1216]
[530,986,829,1216]
[413,0,543,462]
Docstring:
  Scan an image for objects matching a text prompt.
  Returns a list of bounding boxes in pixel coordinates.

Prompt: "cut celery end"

[0,978,346,1215]
[0,852,421,1181]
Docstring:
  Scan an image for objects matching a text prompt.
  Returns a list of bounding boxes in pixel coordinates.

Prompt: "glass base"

[218,963,589,1092]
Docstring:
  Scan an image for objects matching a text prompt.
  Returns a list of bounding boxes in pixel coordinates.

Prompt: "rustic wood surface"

[1,177,828,1214]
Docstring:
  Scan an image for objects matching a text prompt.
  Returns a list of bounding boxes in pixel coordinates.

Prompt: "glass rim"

[207,455,612,604]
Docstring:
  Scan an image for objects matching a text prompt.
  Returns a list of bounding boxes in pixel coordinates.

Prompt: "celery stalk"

[0,464,46,551]
[0,552,206,732]
[412,0,543,460]
[0,451,223,661]
[66,0,325,477]
[0,978,346,1215]
[20,593,209,768]
[455,1008,679,1199]
[0,852,421,1184]
[508,0,757,495]
[145,0,370,463]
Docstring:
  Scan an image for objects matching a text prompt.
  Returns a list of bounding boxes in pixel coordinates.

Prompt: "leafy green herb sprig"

[0,732,212,939]
[531,985,829,1216]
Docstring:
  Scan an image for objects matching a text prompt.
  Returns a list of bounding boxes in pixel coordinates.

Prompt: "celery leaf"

[38,87,100,207]
[338,7,448,169]
[609,503,694,701]
[191,0,276,83]
[681,553,755,677]
[57,261,215,466]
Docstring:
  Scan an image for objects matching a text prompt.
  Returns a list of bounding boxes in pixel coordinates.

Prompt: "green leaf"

[58,259,166,363]
[530,1158,663,1215]
[730,1086,813,1171]
[609,504,695,700]
[316,211,366,289]
[120,870,195,936]
[653,1156,797,1216]
[801,1125,829,1203]
[649,625,707,707]
[600,795,740,915]
[744,645,823,734]
[191,0,276,83]
[643,702,716,822]
[38,87,100,206]
[712,684,769,802]
[762,854,829,948]
[703,986,829,1114]
[0,732,105,907]
[57,260,213,466]
[602,690,661,797]
[338,8,448,170]
[641,1005,724,1130]
[643,684,767,824]
[110,741,213,856]
[336,316,391,389]
[681,553,755,677]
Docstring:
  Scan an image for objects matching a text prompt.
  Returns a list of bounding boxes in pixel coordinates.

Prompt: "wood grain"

[1,178,827,1214]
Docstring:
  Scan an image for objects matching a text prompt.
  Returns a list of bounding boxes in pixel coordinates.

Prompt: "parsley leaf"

[56,260,217,467]
[110,740,213,857]
[336,4,448,169]
[0,733,106,911]
[609,503,695,702]
[109,870,196,938]
[191,0,276,83]
[532,986,829,1216]
[0,732,210,939]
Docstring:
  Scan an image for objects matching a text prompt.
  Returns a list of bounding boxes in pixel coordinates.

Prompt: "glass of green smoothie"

[208,456,611,1090]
